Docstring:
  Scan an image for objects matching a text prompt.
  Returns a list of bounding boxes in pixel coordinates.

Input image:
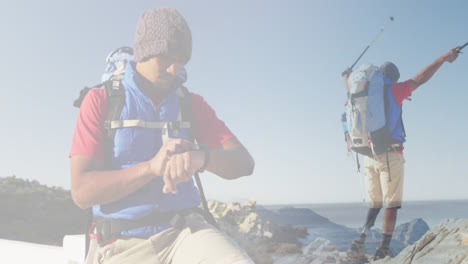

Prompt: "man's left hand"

[342,67,353,78]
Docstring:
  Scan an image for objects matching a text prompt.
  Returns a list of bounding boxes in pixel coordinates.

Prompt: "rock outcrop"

[392,218,430,247]
[208,200,439,263]
[256,204,428,256]
[373,219,468,264]
[269,219,468,264]
[352,218,429,256]
[208,199,308,264]
[274,238,356,264]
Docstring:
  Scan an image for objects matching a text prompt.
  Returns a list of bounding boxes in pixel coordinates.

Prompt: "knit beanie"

[380,62,400,83]
[134,7,192,63]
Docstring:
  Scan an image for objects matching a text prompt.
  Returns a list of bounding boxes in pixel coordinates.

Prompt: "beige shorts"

[364,152,405,208]
[85,212,253,264]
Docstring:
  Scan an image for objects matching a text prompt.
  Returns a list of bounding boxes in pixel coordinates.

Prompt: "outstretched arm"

[409,46,460,92]
[342,67,352,92]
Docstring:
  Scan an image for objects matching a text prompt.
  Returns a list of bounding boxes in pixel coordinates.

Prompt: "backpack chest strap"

[106,120,191,129]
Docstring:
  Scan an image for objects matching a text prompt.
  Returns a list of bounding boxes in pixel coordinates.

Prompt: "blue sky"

[0,0,467,205]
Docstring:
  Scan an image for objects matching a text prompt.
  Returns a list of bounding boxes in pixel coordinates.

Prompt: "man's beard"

[149,78,175,98]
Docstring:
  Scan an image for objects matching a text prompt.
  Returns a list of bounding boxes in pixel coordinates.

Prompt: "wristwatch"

[197,144,210,173]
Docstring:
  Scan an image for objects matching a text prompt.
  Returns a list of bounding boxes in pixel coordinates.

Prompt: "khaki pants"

[364,152,405,208]
[85,213,253,264]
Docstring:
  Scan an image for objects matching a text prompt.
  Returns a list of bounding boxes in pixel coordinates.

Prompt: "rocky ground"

[208,199,467,264]
[373,219,468,264]
[208,199,308,264]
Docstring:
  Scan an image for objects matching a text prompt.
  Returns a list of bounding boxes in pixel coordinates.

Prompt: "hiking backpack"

[343,64,402,157]
[73,47,216,257]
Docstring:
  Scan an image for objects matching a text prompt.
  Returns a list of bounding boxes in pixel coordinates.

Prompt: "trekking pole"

[342,16,394,76]
[455,42,468,53]
[194,172,219,228]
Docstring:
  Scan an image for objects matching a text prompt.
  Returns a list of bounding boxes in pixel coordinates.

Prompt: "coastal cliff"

[206,199,457,264]
[0,176,465,264]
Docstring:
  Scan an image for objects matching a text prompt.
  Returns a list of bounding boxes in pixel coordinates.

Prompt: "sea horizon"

[260,199,468,229]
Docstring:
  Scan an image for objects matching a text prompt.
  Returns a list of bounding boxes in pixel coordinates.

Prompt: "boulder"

[392,218,429,246]
[372,219,468,264]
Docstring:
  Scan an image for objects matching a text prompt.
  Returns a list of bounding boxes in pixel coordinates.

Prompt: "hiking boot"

[373,246,392,261]
[347,239,367,262]
[352,256,369,264]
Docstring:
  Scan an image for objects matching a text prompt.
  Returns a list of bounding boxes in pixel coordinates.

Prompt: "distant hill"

[256,205,430,256]
[256,206,332,226]
[0,175,432,257]
[0,176,86,246]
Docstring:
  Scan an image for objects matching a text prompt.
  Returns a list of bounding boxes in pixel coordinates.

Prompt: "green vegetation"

[0,176,86,246]
[233,215,246,224]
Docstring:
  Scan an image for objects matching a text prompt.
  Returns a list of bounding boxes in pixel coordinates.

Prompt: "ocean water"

[264,199,468,229]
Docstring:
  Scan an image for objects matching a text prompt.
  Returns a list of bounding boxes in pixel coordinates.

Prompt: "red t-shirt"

[69,88,234,159]
[391,80,412,107]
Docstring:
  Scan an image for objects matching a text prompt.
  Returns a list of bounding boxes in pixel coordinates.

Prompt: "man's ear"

[167,63,184,76]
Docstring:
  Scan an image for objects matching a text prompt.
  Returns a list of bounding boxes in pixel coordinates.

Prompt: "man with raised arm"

[343,47,459,262]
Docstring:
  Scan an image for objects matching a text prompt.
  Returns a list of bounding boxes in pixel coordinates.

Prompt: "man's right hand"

[409,46,461,93]
[148,138,198,177]
[441,46,461,63]
[162,150,206,194]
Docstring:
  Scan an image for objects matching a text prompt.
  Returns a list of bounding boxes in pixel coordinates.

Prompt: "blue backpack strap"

[383,79,405,139]
[400,110,406,138]
[383,80,392,116]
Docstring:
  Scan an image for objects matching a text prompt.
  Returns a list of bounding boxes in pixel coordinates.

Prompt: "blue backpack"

[342,64,404,157]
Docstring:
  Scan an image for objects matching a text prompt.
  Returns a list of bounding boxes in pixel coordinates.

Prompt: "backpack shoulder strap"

[176,86,219,228]
[84,207,93,259]
[73,82,106,108]
[177,86,196,142]
[383,82,391,115]
[103,79,126,167]
[84,79,125,258]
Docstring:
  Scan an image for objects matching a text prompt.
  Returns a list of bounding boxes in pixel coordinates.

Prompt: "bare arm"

[70,156,153,209]
[342,68,352,92]
[162,137,255,194]
[409,46,460,92]
[70,138,197,209]
[205,137,255,179]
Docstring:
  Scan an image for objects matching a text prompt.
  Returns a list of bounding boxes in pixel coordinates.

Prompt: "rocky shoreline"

[0,175,464,264]
[208,199,467,264]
